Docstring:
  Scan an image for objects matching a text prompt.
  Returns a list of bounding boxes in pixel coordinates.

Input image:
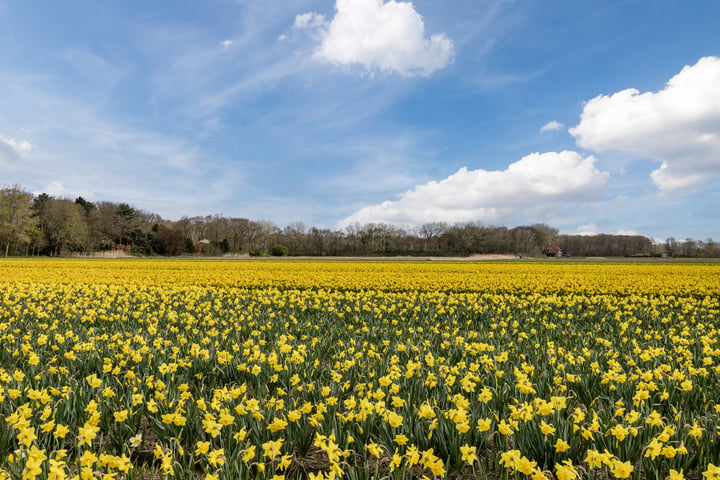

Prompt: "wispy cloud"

[61,48,128,92]
[0,72,233,217]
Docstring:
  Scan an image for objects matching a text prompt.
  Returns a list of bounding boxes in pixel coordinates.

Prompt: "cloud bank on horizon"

[339,151,608,228]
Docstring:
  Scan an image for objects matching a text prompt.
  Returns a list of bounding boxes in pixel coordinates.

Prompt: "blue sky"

[1,0,719,241]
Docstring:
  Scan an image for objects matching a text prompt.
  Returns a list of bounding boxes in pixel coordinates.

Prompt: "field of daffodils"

[1,259,720,480]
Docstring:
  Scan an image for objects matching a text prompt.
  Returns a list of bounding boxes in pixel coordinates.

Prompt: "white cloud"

[297,0,454,76]
[34,182,94,201]
[615,229,640,236]
[569,224,638,236]
[220,39,234,48]
[294,12,327,30]
[1,136,32,154]
[338,151,609,228]
[570,56,720,192]
[540,120,563,132]
[0,136,32,163]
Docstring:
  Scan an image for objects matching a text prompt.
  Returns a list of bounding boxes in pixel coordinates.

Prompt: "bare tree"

[33,196,88,255]
[0,185,36,256]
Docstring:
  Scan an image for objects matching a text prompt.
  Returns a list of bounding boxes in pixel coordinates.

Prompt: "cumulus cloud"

[0,136,32,163]
[296,0,454,76]
[540,120,563,132]
[570,56,720,192]
[338,151,609,228]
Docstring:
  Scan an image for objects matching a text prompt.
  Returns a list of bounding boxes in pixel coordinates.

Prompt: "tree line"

[1,184,718,258]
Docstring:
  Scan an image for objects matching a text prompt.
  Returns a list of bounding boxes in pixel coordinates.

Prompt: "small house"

[195,239,211,254]
[543,244,562,257]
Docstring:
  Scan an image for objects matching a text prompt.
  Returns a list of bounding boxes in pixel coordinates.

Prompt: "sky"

[1,0,719,241]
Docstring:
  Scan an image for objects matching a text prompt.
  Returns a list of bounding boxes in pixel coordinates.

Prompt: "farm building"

[543,244,563,257]
[194,239,211,253]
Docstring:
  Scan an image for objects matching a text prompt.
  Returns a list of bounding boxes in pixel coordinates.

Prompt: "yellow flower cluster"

[1,258,719,296]
[1,259,720,480]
